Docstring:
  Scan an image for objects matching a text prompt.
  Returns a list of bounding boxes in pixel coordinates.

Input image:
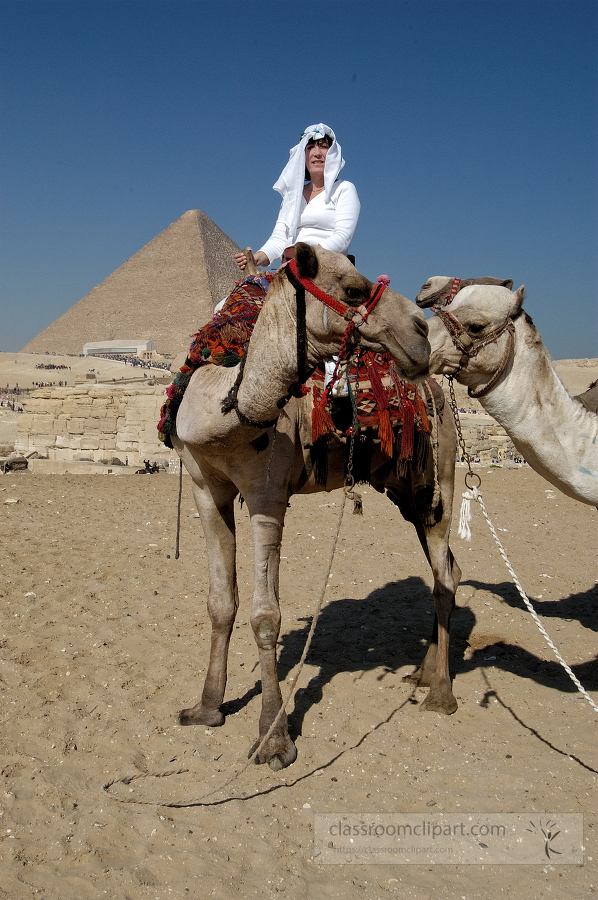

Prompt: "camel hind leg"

[403,511,461,714]
[387,458,461,713]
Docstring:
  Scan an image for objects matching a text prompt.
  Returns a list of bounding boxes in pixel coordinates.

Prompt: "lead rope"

[446,376,598,715]
[102,430,359,806]
[174,457,183,559]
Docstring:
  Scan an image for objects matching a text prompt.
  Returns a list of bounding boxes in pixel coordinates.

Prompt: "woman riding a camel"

[234,123,360,272]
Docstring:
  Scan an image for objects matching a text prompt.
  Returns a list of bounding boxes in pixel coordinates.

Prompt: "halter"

[433,305,517,399]
[285,259,387,326]
[443,277,462,306]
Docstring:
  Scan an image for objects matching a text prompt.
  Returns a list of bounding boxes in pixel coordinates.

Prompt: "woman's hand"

[235,249,269,270]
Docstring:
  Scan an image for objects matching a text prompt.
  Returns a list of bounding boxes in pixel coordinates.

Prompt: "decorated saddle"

[158,274,441,477]
[158,274,273,446]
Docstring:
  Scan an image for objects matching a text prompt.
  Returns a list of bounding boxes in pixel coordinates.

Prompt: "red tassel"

[311,385,336,442]
[365,357,389,412]
[400,401,415,461]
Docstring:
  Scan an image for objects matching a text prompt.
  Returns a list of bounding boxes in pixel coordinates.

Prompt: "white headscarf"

[272,123,345,238]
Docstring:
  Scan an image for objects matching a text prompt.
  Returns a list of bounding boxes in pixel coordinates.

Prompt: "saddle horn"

[243,247,258,276]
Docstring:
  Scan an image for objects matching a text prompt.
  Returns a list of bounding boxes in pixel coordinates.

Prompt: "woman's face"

[305,138,330,178]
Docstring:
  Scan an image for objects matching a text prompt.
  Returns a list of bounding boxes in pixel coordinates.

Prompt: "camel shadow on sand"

[221,575,597,742]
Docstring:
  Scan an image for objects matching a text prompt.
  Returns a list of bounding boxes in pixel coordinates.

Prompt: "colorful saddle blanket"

[158,274,272,445]
[308,353,430,462]
[158,273,433,462]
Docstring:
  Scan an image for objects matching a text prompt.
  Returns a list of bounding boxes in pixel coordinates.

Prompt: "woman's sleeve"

[258,202,290,265]
[319,181,361,255]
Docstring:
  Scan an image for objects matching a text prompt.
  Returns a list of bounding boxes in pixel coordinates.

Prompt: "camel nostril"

[410,342,431,366]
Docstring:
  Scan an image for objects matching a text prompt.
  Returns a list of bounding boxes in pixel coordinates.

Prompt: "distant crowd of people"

[456,451,527,465]
[2,385,26,412]
[35,363,71,371]
[86,354,170,371]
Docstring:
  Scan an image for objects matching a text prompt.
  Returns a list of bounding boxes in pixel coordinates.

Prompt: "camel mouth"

[427,347,461,377]
[390,342,431,382]
[406,357,431,381]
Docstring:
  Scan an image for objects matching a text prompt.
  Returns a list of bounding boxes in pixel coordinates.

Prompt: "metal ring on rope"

[464,470,481,490]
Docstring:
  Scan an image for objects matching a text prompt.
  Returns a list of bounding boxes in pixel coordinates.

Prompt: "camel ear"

[502,279,514,290]
[514,286,525,312]
[295,242,318,279]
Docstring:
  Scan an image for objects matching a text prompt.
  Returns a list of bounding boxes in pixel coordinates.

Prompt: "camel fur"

[173,245,461,771]
[421,277,598,507]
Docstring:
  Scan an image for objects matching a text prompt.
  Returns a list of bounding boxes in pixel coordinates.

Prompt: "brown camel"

[173,245,461,770]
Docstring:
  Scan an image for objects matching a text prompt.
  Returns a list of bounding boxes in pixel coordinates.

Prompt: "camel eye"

[468,323,485,335]
[346,288,363,301]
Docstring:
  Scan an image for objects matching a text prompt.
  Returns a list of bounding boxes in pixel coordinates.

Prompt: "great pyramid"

[21,210,241,357]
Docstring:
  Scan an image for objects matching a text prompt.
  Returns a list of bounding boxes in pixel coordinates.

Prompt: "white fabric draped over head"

[272,123,345,239]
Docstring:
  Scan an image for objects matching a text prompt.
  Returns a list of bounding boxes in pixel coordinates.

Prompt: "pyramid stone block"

[21,210,240,358]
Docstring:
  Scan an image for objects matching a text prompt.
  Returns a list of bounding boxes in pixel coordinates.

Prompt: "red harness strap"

[287,259,387,324]
[442,278,461,307]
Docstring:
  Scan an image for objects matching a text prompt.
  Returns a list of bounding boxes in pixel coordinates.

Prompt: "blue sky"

[1,0,597,358]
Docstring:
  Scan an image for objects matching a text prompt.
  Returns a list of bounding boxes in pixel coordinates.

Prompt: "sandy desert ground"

[0,458,596,899]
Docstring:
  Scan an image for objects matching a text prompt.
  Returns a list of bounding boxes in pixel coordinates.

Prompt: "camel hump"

[243,248,258,276]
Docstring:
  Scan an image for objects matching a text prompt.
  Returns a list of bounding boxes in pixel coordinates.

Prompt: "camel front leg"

[248,512,297,770]
[179,470,239,728]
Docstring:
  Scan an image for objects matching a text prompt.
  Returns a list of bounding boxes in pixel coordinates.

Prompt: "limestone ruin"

[16,382,174,468]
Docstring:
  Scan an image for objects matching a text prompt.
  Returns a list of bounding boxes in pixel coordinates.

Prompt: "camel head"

[426,278,525,388]
[292,243,430,380]
[416,276,515,309]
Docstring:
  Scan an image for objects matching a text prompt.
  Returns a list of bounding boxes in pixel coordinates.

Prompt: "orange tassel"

[418,396,430,432]
[312,401,336,443]
[377,408,394,457]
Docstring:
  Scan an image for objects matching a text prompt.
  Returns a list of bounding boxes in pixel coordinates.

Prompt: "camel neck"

[478,315,598,504]
[235,278,312,426]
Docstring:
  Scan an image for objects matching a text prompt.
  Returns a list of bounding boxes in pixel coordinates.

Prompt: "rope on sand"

[459,485,598,715]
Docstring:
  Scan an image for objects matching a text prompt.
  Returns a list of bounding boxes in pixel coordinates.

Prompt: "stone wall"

[456,415,517,462]
[16,383,177,467]
[15,380,517,470]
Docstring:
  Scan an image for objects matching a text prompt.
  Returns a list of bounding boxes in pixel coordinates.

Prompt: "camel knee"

[207,600,237,633]
[251,615,280,651]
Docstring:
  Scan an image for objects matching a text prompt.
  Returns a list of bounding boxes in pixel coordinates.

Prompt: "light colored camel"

[173,245,461,770]
[419,277,598,507]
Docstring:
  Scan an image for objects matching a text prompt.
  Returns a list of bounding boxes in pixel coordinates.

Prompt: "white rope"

[458,490,473,541]
[461,486,598,714]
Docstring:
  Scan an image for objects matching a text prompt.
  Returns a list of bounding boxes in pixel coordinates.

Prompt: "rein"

[222,261,387,428]
[433,306,517,399]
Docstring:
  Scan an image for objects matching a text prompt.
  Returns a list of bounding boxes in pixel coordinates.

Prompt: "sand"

[0,464,596,899]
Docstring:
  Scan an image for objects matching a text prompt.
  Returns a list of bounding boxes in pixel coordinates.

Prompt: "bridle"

[432,292,518,399]
[221,260,387,428]
[285,258,387,328]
